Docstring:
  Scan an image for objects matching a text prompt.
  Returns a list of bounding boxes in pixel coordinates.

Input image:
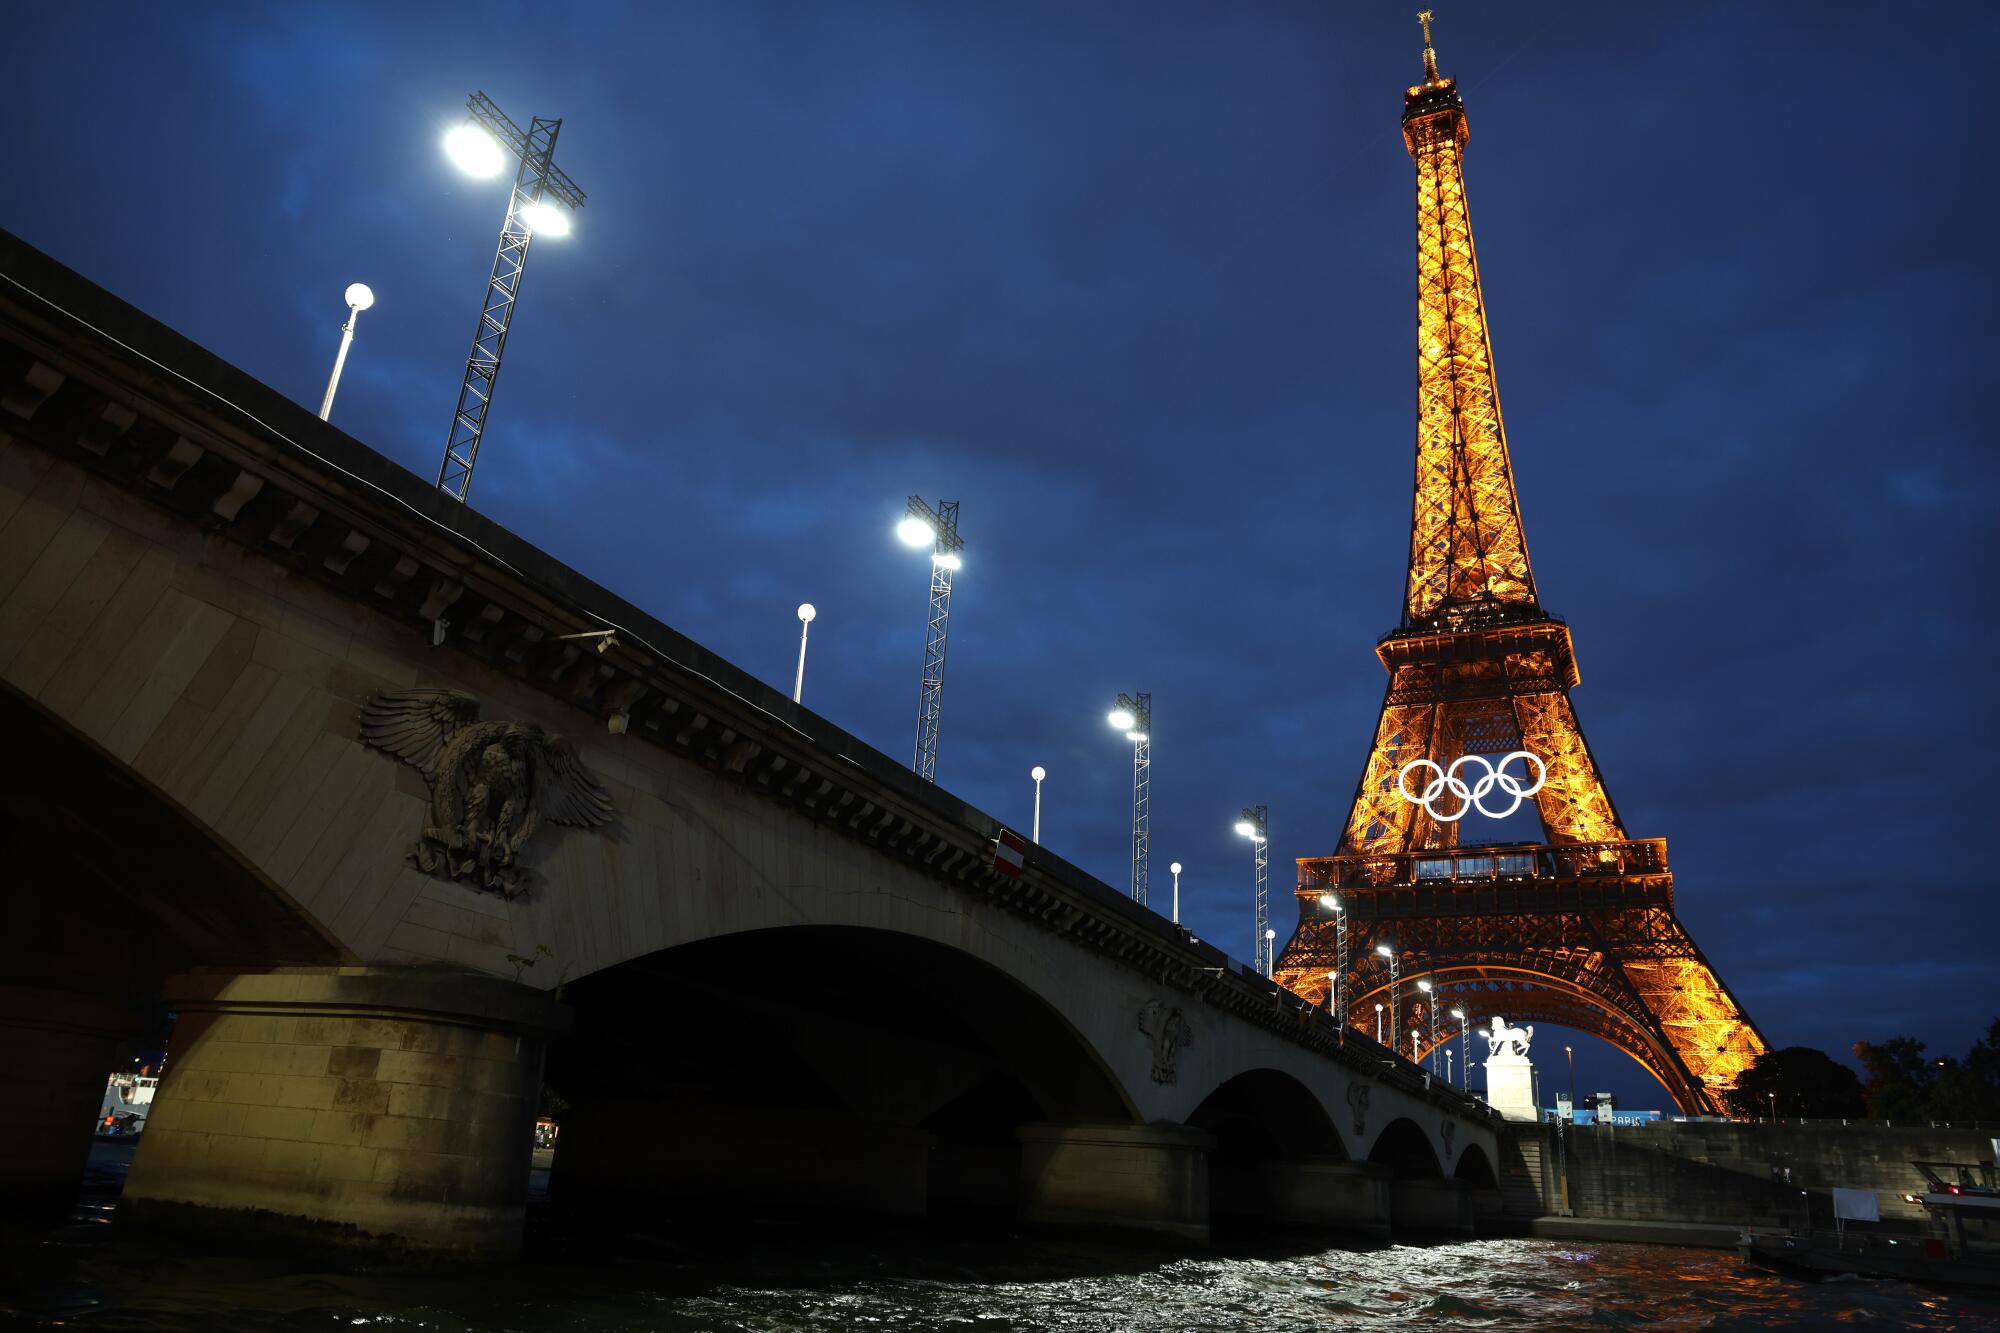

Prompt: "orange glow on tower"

[1273,14,1766,1114]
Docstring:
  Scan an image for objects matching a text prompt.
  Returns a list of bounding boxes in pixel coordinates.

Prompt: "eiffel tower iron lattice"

[1273,15,1766,1115]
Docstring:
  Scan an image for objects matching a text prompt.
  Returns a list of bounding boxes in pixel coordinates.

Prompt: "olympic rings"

[1395,751,1546,822]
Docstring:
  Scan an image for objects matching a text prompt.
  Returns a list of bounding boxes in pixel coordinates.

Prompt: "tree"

[1726,1046,1864,1120]
[1853,1035,1933,1121]
[1843,1021,2000,1123]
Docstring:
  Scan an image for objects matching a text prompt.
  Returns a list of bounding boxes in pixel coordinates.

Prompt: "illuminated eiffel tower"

[1273,14,1765,1113]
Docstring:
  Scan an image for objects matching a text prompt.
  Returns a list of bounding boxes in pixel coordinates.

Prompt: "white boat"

[96,1072,158,1135]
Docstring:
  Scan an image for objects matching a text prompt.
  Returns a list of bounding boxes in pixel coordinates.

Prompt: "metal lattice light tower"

[1376,942,1400,1054]
[1417,977,1441,1074]
[1107,693,1151,906]
[1235,806,1270,974]
[898,498,963,782]
[1319,892,1348,1032]
[436,92,586,503]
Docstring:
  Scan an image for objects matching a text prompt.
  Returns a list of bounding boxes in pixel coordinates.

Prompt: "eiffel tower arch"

[1273,17,1766,1115]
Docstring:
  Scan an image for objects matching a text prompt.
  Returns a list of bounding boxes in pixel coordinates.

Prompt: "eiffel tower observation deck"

[1274,13,1766,1115]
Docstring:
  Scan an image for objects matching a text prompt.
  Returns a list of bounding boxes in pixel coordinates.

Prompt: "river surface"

[4,1145,1997,1332]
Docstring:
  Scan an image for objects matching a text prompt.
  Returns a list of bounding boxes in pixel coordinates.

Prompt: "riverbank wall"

[1494,1120,1997,1243]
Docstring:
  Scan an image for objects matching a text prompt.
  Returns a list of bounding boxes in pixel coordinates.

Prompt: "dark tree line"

[1718,1018,2000,1122]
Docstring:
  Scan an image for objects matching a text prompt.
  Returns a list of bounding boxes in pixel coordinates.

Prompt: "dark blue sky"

[7,2,1995,1107]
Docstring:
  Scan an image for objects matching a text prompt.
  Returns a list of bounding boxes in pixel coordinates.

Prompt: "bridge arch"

[1452,1141,1496,1188]
[1367,1115,1441,1179]
[1352,964,1707,1113]
[546,924,1138,1221]
[3,681,342,995]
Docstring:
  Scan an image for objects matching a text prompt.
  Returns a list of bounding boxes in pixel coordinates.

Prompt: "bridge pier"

[1389,1176,1477,1236]
[0,984,141,1212]
[121,967,566,1258]
[1213,1158,1395,1242]
[1016,1123,1212,1243]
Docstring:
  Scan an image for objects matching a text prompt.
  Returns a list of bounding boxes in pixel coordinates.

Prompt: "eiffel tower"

[1273,14,1766,1114]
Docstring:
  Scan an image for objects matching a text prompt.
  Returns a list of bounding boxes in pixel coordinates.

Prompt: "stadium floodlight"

[901,497,963,783]
[435,91,587,503]
[1108,692,1151,906]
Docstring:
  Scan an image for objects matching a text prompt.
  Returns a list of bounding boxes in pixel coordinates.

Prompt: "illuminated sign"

[1396,751,1546,821]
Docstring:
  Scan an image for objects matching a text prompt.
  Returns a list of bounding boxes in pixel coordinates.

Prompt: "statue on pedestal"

[1480,1014,1540,1122]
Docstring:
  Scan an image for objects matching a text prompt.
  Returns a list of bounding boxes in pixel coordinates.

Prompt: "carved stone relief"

[1137,999,1193,1084]
[360,689,613,899]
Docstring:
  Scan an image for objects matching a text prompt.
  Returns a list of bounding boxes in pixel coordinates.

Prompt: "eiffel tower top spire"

[1398,12,1539,626]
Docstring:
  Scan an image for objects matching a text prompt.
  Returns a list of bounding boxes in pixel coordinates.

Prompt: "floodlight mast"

[1112,691,1151,906]
[436,91,587,503]
[907,496,963,783]
[1240,805,1271,974]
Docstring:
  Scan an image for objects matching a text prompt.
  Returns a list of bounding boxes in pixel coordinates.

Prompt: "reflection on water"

[4,1143,1997,1332]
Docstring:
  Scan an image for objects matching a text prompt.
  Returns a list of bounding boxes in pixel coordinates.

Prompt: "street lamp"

[1452,1008,1468,1091]
[436,92,586,503]
[317,283,374,422]
[1411,1028,1422,1063]
[901,497,963,783]
[1376,942,1400,1053]
[1109,692,1151,906]
[1236,807,1271,974]
[1264,928,1277,978]
[1031,767,1047,843]
[1169,861,1182,924]
[1375,1002,1385,1044]
[1565,1043,1576,1117]
[792,603,815,703]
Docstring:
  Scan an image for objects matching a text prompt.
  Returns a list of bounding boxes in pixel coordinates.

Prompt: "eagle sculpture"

[359,689,613,899]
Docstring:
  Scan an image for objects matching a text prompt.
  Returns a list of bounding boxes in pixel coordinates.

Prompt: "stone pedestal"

[1017,1122,1212,1242]
[1485,1054,1538,1122]
[0,985,141,1212]
[554,1102,934,1217]
[122,967,567,1259]
[1389,1176,1476,1236]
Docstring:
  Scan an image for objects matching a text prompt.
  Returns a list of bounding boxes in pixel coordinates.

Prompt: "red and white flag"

[991,828,1028,879]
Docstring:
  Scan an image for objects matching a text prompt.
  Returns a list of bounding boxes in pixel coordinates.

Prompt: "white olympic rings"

[1396,751,1547,822]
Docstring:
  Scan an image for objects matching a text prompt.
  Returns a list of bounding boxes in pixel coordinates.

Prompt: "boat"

[94,1072,158,1137]
[1738,1156,2000,1291]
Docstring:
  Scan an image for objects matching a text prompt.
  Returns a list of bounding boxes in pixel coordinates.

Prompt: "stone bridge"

[0,230,1499,1256]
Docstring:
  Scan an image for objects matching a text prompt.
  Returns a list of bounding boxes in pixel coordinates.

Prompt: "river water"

[4,1146,1997,1332]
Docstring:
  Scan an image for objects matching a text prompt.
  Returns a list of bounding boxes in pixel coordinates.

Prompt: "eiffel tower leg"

[1339,670,1438,856]
[1511,692,1623,844]
[1609,909,1766,1111]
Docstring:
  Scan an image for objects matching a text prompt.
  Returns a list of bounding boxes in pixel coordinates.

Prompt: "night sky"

[6,3,1994,1109]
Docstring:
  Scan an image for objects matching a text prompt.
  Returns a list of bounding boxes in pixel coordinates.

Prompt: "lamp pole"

[1375,1002,1384,1045]
[1411,1028,1422,1063]
[1375,943,1400,1055]
[436,92,585,502]
[1236,806,1270,975]
[1452,1009,1468,1091]
[1107,693,1151,906]
[318,283,374,421]
[1566,1043,1576,1114]
[792,604,815,703]
[1416,977,1441,1075]
[1169,861,1182,924]
[1319,893,1348,1034]
[1031,766,1046,843]
[898,498,963,783]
